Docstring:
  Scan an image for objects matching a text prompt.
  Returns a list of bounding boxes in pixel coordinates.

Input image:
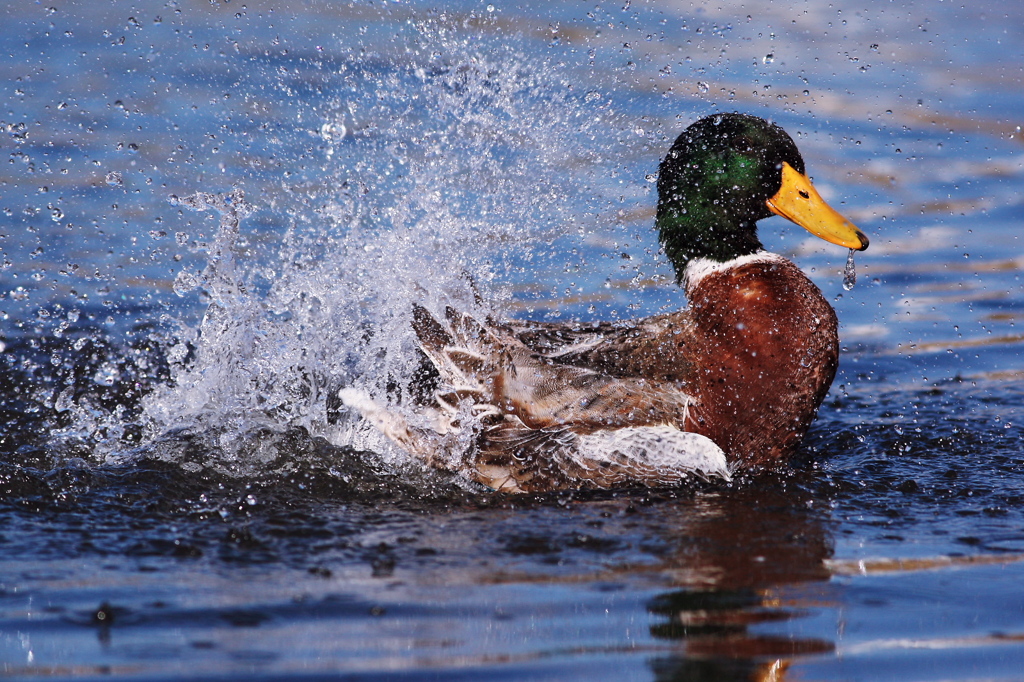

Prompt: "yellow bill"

[766,162,869,251]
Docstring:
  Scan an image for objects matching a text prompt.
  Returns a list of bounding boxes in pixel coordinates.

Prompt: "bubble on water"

[843,248,857,290]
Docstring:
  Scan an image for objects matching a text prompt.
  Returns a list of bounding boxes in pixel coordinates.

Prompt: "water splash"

[133,24,628,474]
[843,248,857,290]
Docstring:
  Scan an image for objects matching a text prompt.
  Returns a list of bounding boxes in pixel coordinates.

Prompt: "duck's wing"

[505,318,623,356]
[338,384,729,493]
[401,304,728,491]
[507,312,696,383]
[413,304,692,431]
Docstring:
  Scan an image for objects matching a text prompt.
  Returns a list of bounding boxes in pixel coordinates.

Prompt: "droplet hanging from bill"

[842,248,857,290]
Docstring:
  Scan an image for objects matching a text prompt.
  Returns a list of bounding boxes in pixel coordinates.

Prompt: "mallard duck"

[340,113,869,493]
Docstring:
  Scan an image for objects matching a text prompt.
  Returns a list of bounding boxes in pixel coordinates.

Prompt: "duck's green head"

[656,113,869,280]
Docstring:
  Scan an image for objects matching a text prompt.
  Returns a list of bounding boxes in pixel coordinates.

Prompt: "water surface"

[2,1,1024,679]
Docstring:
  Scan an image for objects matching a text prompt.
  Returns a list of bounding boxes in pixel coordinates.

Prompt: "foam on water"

[130,21,629,475]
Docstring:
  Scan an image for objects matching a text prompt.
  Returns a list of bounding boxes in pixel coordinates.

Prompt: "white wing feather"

[576,425,730,482]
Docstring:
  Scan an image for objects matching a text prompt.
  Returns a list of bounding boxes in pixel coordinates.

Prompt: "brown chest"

[685,259,839,466]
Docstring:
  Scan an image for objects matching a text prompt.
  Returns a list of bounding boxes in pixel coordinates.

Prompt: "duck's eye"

[730,135,754,153]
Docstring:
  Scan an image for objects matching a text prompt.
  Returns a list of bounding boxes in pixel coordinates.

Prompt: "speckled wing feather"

[414,304,693,430]
[507,312,696,384]
[477,419,729,493]
[404,304,728,491]
[504,318,623,356]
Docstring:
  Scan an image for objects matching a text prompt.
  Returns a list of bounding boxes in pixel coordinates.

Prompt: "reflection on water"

[644,483,834,681]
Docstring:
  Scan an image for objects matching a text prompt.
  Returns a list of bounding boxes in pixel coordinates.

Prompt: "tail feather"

[411,303,513,394]
[443,305,505,353]
[411,303,454,355]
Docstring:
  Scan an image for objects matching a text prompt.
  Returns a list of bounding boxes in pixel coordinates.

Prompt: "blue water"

[2,1,1024,679]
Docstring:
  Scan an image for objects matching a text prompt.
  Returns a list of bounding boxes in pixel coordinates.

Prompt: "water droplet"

[173,270,200,296]
[54,388,75,413]
[763,53,774,64]
[843,248,857,290]
[105,171,123,187]
[319,121,347,143]
[697,81,709,93]
[486,4,495,12]
[93,362,120,387]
